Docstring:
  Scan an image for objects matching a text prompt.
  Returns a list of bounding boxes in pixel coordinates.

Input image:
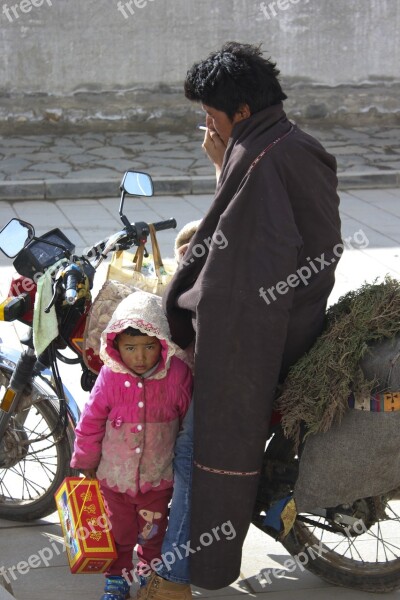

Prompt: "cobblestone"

[0,124,399,200]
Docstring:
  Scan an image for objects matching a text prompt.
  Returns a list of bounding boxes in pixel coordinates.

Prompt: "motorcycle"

[253,421,400,593]
[0,170,176,521]
[0,170,399,593]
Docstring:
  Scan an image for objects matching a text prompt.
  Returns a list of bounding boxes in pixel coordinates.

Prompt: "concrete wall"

[0,0,399,94]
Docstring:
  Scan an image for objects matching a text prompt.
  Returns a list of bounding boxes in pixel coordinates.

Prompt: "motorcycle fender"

[0,345,80,426]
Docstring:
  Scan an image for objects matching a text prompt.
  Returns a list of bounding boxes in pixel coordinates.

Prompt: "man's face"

[116,333,162,375]
[202,104,248,146]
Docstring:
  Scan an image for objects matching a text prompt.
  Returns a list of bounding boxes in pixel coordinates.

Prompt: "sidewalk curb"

[339,170,400,190]
[0,589,15,600]
[0,172,399,201]
[0,576,15,600]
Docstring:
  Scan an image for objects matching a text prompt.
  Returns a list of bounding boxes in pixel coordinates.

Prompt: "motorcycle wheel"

[0,369,75,521]
[254,428,400,593]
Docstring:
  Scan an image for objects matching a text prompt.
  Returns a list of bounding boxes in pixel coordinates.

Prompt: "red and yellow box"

[55,477,117,574]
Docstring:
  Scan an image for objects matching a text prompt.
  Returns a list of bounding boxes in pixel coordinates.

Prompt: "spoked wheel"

[254,427,400,593]
[0,367,75,521]
[283,494,400,592]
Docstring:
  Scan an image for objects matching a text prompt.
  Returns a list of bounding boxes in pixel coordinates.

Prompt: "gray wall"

[0,0,399,95]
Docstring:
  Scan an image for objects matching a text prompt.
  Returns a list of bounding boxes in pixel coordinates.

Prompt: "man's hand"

[202,128,226,182]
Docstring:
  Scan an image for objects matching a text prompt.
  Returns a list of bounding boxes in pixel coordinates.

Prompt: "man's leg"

[157,400,193,583]
[158,402,193,583]
[135,402,194,599]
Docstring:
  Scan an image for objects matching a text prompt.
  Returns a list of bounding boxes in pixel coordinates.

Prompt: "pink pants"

[101,485,172,579]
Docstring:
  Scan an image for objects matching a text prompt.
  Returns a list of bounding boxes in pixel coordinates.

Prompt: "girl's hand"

[80,468,97,480]
[202,128,226,182]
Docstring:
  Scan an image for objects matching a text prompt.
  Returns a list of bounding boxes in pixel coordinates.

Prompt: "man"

[137,41,341,599]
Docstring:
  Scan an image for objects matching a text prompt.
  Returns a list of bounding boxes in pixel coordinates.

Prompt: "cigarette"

[198,125,208,131]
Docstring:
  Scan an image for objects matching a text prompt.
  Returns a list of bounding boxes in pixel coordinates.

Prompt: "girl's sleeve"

[70,368,111,470]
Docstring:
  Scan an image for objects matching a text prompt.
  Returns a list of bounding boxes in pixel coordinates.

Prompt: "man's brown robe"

[163,103,342,589]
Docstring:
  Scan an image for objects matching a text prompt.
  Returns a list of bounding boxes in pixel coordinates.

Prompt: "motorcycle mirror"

[0,218,35,258]
[120,171,154,197]
[119,171,154,230]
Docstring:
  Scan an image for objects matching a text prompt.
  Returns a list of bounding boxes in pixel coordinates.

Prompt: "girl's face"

[116,333,162,375]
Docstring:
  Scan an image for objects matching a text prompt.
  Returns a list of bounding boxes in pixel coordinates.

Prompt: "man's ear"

[233,104,251,123]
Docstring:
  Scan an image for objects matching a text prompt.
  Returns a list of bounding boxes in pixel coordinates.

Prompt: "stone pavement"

[0,186,400,599]
[0,124,399,200]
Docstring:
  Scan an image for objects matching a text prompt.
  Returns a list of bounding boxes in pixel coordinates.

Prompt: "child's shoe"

[100,575,131,599]
[134,571,192,599]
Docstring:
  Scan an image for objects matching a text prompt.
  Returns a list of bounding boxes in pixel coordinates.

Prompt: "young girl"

[70,291,193,600]
[173,219,201,262]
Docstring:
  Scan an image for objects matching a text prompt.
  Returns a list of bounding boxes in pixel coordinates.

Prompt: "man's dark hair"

[184,42,287,120]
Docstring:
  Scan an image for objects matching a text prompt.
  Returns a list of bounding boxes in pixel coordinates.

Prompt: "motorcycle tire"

[254,428,400,593]
[0,368,76,521]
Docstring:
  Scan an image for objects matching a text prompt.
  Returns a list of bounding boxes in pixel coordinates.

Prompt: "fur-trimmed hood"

[174,219,201,260]
[100,291,176,380]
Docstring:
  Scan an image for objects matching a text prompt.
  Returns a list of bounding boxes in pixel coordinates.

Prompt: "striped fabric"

[348,391,400,411]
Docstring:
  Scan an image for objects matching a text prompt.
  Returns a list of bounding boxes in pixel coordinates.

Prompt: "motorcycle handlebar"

[64,264,82,305]
[152,218,177,232]
[87,219,177,261]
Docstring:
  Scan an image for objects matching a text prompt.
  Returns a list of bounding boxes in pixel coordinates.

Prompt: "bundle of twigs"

[278,277,400,446]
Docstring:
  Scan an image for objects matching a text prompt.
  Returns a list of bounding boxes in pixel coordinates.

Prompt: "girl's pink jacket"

[70,291,193,496]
